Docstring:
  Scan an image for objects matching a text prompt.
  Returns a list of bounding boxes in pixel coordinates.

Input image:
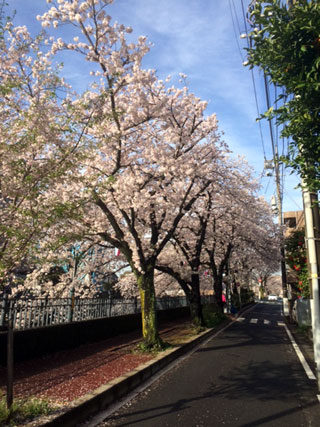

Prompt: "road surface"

[97,302,320,426]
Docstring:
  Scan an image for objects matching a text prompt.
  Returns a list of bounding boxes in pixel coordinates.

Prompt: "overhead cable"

[237,0,267,159]
[228,0,245,62]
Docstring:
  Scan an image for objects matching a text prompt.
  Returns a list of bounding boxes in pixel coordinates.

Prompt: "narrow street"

[98,303,320,427]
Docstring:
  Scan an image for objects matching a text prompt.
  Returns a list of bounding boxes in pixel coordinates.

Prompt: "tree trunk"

[136,267,164,350]
[189,273,205,327]
[155,264,204,328]
[213,274,224,313]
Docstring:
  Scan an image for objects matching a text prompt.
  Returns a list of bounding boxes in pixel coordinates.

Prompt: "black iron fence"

[0,294,214,331]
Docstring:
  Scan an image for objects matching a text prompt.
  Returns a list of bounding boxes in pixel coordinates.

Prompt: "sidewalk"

[0,318,194,400]
[285,321,316,375]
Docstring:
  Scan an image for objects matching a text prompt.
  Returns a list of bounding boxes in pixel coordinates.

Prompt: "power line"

[241,0,277,162]
[241,0,291,233]
[252,72,267,160]
[263,74,276,159]
[274,85,279,155]
[232,0,244,35]
[236,0,267,160]
[282,188,303,210]
[228,0,245,62]
[264,176,272,194]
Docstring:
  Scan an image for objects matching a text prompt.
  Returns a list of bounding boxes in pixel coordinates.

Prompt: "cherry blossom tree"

[152,170,279,320]
[229,237,280,305]
[115,269,182,299]
[14,241,124,298]
[1,1,281,352]
[203,166,280,312]
[56,99,226,348]
[155,187,216,327]
[154,159,276,323]
[34,0,227,349]
[0,20,90,288]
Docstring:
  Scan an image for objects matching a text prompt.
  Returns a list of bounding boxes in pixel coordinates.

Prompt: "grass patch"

[192,325,206,334]
[167,329,196,346]
[0,394,55,426]
[203,304,226,328]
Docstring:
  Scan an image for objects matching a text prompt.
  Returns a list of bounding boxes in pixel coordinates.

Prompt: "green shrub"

[0,394,54,426]
[231,294,240,309]
[240,288,254,305]
[202,304,226,328]
[297,324,311,337]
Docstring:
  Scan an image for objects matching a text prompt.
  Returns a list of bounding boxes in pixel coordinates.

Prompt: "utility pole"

[262,47,288,315]
[274,147,289,317]
[244,0,288,310]
[286,0,320,391]
[302,185,320,391]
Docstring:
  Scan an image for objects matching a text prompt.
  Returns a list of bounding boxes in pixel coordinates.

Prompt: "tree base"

[192,324,206,334]
[135,336,170,353]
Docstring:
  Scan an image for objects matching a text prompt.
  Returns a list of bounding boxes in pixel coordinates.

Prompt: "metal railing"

[0,294,214,331]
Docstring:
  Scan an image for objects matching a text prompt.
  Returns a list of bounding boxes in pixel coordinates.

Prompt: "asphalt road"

[99,302,320,427]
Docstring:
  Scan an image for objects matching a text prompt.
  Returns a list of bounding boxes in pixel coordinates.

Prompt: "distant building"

[283,211,304,237]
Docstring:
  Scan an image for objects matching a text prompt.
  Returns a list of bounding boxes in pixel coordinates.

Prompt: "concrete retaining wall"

[292,298,312,326]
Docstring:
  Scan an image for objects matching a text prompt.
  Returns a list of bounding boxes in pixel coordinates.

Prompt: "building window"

[284,217,297,228]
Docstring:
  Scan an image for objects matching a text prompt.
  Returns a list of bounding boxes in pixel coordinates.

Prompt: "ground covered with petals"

[0,319,195,405]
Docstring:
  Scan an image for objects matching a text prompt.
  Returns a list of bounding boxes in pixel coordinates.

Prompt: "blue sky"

[8,0,303,213]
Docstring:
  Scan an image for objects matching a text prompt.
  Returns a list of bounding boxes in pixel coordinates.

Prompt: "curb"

[37,323,228,427]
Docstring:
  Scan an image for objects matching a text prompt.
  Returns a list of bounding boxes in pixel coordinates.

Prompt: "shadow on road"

[106,387,318,427]
[105,312,319,426]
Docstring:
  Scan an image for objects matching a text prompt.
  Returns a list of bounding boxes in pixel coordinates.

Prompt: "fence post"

[68,287,75,323]
[1,288,14,413]
[7,312,14,412]
[0,291,8,329]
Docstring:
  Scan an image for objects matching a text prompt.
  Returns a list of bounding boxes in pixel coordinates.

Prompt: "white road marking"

[264,319,270,325]
[277,321,285,326]
[281,323,316,380]
[236,317,245,322]
[250,318,258,324]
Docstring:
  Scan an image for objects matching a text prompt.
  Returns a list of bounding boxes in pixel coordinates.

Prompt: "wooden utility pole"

[286,0,320,391]
[302,186,320,391]
[274,146,289,316]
